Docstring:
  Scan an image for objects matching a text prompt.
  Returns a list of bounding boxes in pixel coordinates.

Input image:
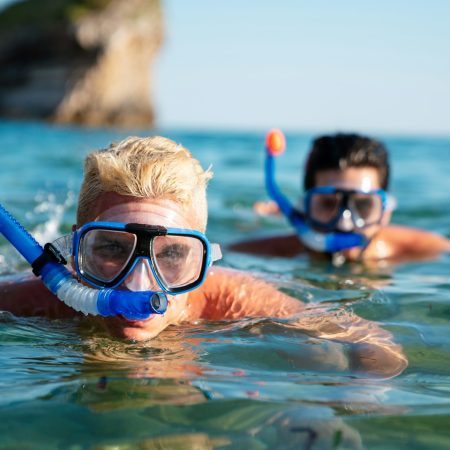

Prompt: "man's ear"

[72,224,77,232]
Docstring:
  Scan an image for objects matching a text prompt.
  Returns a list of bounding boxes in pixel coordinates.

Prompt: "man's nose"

[123,258,159,292]
[335,209,354,232]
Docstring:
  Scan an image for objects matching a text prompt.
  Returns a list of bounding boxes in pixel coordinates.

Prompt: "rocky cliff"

[0,0,163,127]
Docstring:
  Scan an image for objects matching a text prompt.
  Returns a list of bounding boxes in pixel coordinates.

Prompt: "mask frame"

[56,221,222,294]
[302,186,390,231]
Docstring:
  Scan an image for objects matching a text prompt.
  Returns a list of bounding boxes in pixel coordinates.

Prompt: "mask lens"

[79,229,136,283]
[151,235,205,289]
[309,192,342,226]
[350,194,383,227]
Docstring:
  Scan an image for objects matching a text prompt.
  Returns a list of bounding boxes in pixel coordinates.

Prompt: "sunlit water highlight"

[0,120,450,449]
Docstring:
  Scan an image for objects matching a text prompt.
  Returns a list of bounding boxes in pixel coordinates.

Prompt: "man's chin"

[121,326,162,341]
[105,315,168,341]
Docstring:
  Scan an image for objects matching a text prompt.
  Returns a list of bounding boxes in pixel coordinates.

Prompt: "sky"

[154,0,450,136]
[1,0,449,136]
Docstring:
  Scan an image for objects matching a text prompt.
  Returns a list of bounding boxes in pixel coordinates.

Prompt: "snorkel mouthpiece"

[325,231,367,253]
[264,129,367,254]
[0,203,167,320]
[97,290,168,320]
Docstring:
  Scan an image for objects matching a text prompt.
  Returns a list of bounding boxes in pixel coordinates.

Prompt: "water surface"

[1,120,450,449]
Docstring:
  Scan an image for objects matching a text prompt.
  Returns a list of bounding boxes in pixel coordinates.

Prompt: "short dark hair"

[303,133,390,191]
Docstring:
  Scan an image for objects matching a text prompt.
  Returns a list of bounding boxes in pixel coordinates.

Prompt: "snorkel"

[0,203,167,320]
[264,129,367,253]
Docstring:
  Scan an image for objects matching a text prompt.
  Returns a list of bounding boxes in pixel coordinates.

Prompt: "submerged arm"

[192,267,406,377]
[295,306,408,378]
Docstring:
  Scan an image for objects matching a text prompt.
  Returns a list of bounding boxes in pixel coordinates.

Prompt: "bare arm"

[229,224,450,260]
[0,272,77,318]
[228,234,305,257]
[191,267,304,320]
[371,225,450,260]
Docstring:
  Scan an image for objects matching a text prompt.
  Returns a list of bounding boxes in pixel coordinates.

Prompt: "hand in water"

[253,200,281,216]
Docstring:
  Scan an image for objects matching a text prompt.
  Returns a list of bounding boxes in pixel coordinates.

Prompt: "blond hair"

[77,136,212,230]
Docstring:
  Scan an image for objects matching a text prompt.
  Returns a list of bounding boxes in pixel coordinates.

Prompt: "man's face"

[80,192,205,341]
[313,167,391,256]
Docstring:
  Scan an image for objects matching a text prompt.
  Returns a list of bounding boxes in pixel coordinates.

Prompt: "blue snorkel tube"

[264,129,367,253]
[0,203,167,320]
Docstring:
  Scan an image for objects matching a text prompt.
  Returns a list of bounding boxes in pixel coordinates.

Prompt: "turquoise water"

[1,120,450,449]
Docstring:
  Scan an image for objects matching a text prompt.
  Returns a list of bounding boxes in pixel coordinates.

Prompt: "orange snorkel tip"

[265,129,286,156]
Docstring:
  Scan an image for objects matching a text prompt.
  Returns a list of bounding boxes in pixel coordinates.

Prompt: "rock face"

[0,0,163,127]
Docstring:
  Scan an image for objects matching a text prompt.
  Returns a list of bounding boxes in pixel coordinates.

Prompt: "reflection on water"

[1,121,450,449]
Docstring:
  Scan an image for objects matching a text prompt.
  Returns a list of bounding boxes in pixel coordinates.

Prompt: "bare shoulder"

[0,272,77,318]
[190,267,304,320]
[227,233,305,257]
[372,225,450,259]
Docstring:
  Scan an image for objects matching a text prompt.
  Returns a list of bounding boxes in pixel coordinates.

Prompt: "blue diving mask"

[302,186,391,231]
[53,221,222,294]
[264,129,391,254]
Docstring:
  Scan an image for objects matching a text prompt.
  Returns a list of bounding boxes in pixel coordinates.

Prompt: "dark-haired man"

[230,133,450,262]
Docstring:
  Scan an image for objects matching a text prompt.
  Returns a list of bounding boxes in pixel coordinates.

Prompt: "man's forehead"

[88,192,200,229]
[315,167,382,190]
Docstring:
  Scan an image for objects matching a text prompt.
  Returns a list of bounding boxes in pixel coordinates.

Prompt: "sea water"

[0,120,450,449]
